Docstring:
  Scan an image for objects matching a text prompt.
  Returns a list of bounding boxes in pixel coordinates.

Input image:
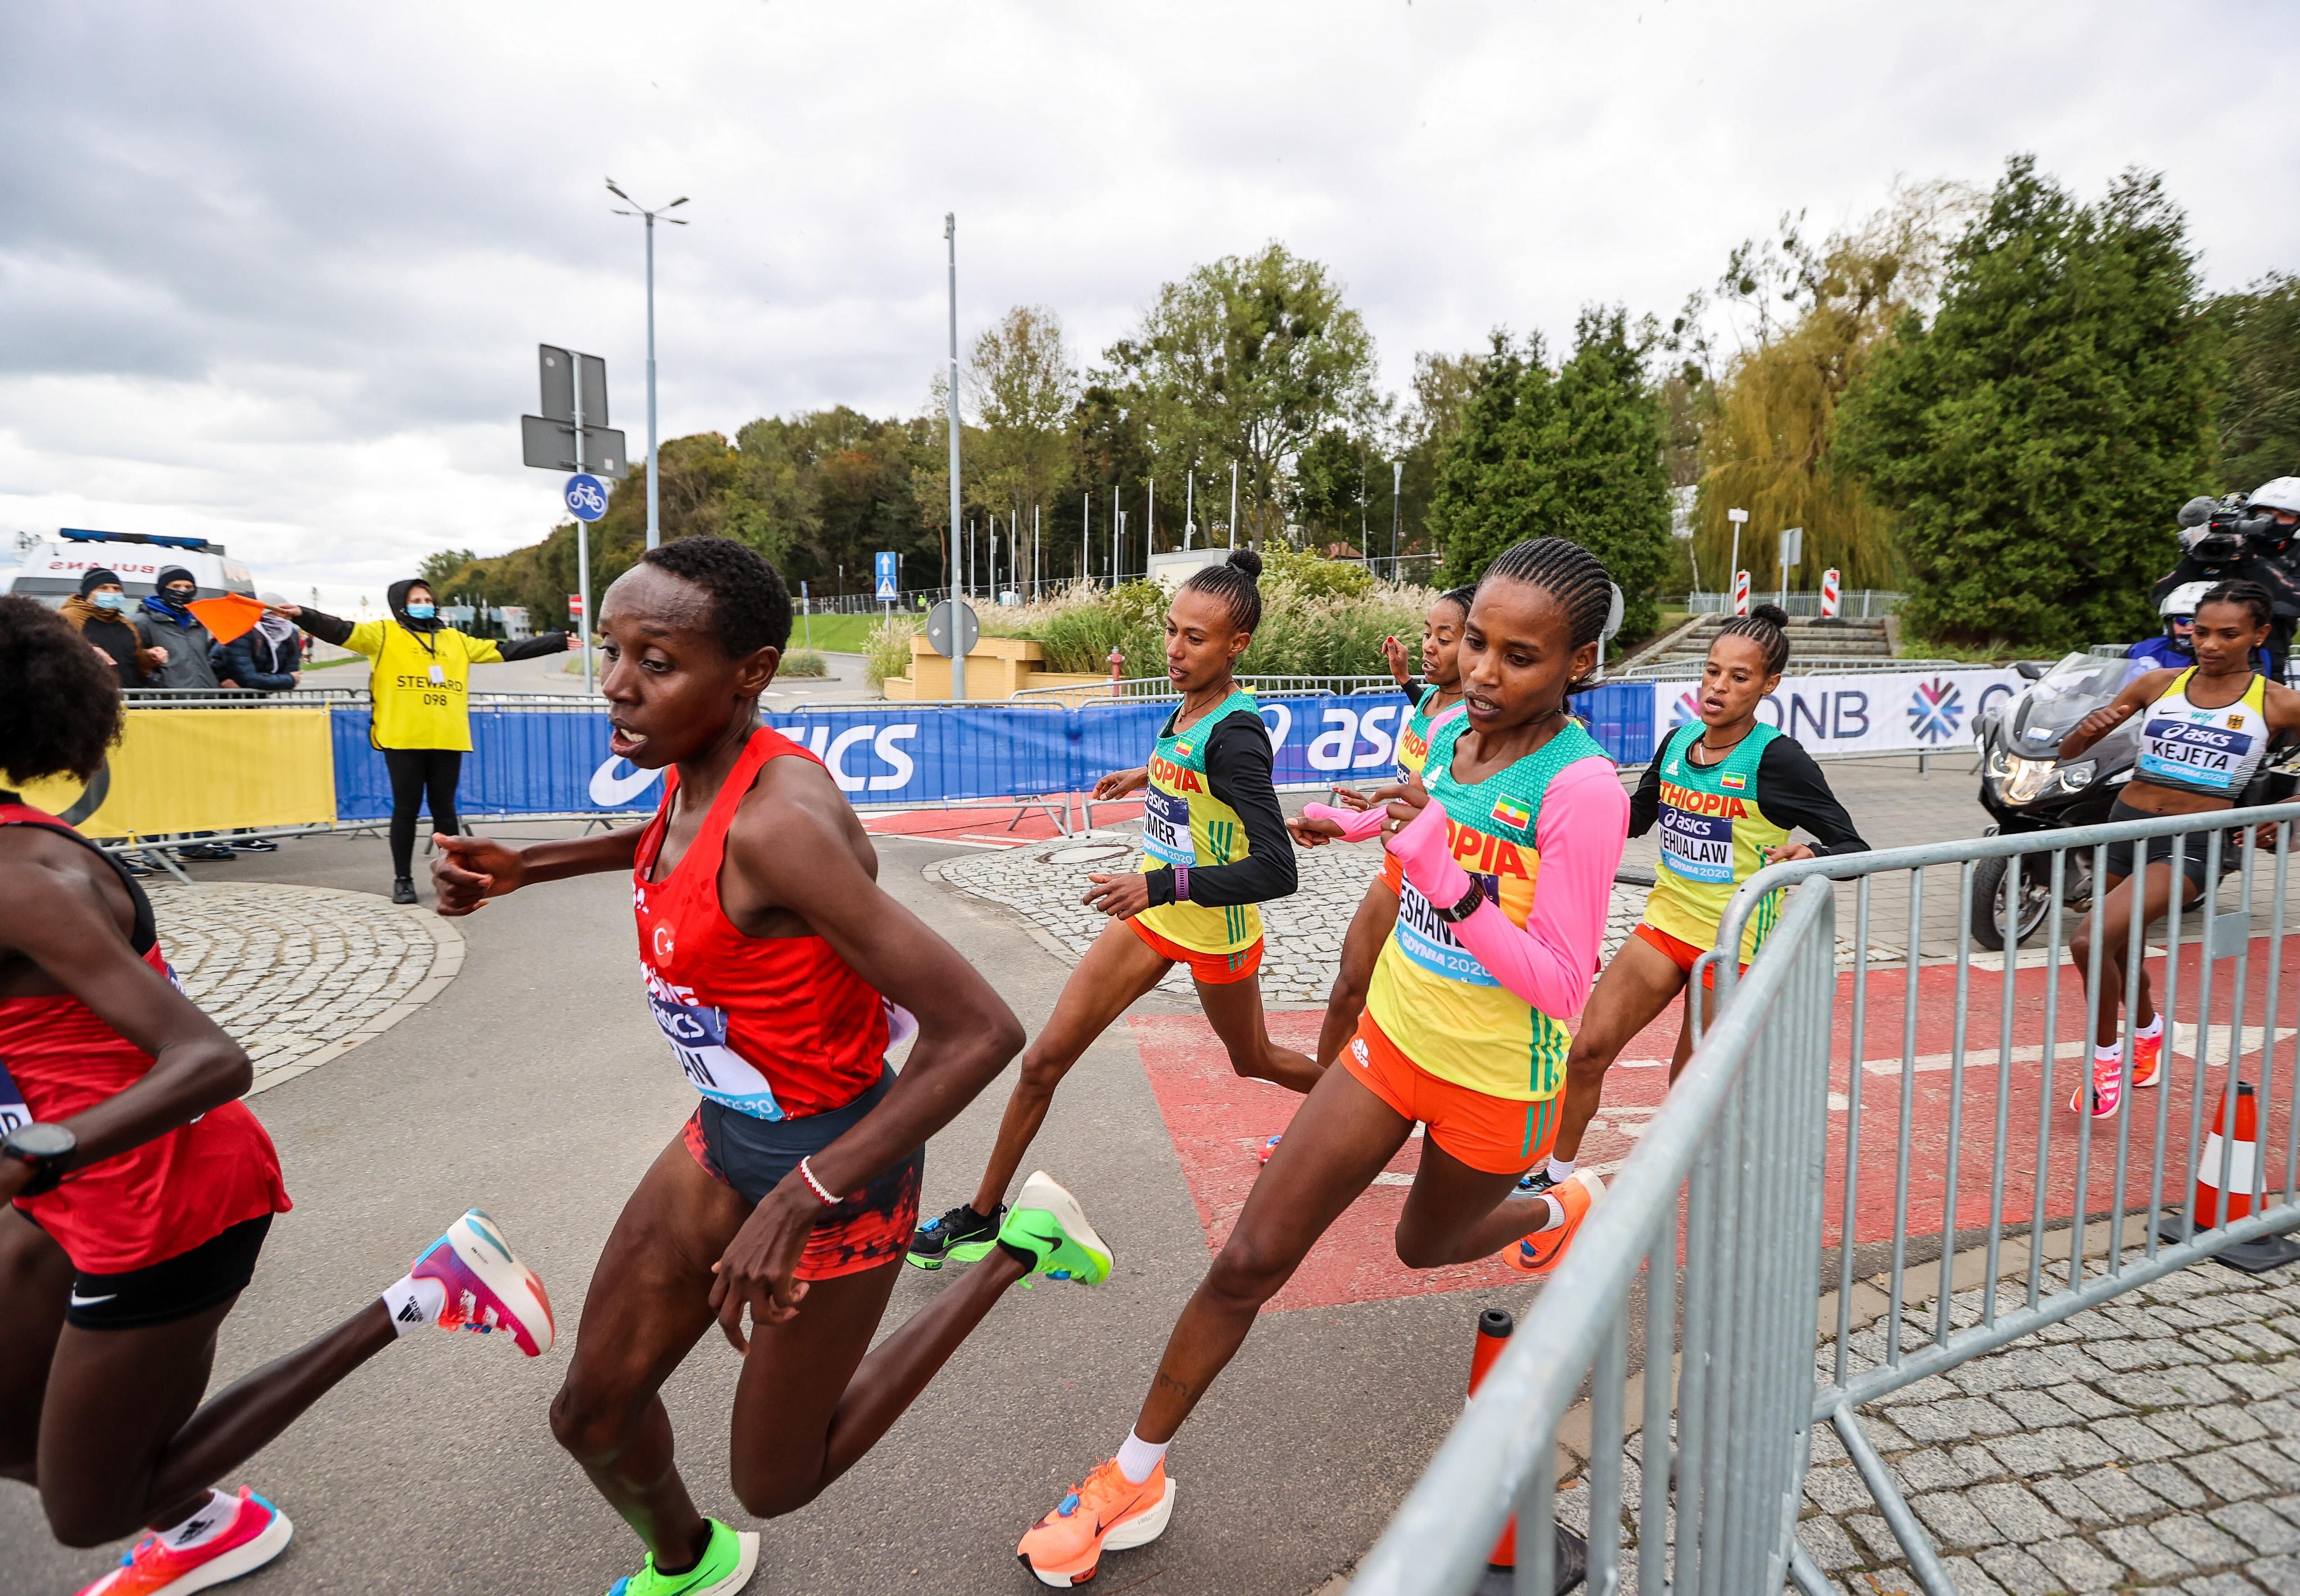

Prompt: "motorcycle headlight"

[2004,756,2059,804]
[1985,743,2013,779]
[2057,760,2097,792]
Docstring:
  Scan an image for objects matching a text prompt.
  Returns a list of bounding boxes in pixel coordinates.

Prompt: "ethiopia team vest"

[1640,721,1793,964]
[1133,688,1265,957]
[1365,712,1606,1102]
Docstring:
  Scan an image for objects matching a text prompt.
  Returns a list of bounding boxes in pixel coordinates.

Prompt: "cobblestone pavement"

[148,882,463,1094]
[1772,1256,2300,1595]
[936,831,1648,1006]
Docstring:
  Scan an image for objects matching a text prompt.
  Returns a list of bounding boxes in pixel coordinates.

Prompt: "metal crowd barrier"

[1353,801,2300,1596]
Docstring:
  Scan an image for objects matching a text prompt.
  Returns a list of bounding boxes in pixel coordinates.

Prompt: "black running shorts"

[63,1214,271,1330]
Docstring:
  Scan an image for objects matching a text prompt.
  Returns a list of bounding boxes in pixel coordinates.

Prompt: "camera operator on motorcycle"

[2152,490,2300,679]
[2059,581,2300,1122]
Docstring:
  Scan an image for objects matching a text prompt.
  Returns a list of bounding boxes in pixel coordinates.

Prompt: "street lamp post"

[944,213,965,699]
[605,180,688,552]
[1391,459,1403,572]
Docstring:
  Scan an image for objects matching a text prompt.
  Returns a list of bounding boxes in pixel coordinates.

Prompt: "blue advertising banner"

[329,684,1661,823]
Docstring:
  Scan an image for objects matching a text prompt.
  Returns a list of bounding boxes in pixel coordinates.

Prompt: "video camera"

[2179,492,2276,563]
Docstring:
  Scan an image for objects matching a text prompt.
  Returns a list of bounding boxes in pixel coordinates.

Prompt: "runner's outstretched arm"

[0,830,247,1175]
[430,825,647,913]
[708,760,1025,1341]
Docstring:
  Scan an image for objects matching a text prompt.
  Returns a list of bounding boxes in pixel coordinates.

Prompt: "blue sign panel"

[873,552,898,602]
[564,473,609,522]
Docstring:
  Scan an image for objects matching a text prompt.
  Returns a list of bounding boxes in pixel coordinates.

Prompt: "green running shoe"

[907,1201,1006,1271]
[604,1518,759,1596]
[998,1171,1114,1287]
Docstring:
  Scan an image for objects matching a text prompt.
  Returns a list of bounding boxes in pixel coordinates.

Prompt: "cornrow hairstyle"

[1477,537,1616,694]
[640,535,793,657]
[1713,601,1792,678]
[1438,583,1479,618]
[2200,579,2274,634]
[0,595,124,785]
[1181,547,1263,634]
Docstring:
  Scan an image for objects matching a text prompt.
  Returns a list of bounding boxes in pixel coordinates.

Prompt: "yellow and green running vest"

[1366,712,1605,1102]
[1394,686,1450,780]
[1641,720,1793,963]
[1134,688,1264,957]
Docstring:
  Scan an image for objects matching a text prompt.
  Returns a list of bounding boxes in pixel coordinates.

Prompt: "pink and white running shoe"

[2071,1052,2124,1120]
[410,1208,555,1358]
[74,1487,292,1596]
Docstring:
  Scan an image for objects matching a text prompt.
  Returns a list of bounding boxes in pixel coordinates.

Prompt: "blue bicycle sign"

[564,472,609,522]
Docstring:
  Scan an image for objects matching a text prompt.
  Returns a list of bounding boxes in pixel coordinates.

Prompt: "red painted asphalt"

[1130,935,2300,1313]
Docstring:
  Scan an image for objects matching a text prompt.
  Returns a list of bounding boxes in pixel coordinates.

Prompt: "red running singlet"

[0,805,289,1274]
[633,727,891,1121]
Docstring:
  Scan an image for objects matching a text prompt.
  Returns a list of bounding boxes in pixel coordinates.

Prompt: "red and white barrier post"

[1732,570,1750,617]
[1820,568,1842,619]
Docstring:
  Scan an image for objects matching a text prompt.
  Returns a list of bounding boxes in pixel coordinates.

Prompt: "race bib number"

[1142,783,1193,867]
[1393,875,1500,986]
[2142,717,2253,791]
[0,1057,28,1136]
[1659,804,1736,883]
[646,988,786,1119]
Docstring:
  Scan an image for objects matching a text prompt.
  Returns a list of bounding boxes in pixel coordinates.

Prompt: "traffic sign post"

[1777,525,1803,611]
[926,599,980,687]
[874,551,898,607]
[523,346,624,698]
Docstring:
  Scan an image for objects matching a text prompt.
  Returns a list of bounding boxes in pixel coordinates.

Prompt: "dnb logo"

[1907,678,1966,743]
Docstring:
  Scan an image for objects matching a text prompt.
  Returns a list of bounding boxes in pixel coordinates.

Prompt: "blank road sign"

[581,425,626,477]
[521,414,577,472]
[538,346,610,426]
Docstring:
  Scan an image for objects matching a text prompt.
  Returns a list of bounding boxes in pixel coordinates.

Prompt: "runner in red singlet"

[0,596,552,1596]
[433,537,1112,1596]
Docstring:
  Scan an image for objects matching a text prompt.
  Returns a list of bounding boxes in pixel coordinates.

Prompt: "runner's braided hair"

[0,595,123,783]
[1478,537,1615,694]
[1714,601,1792,677]
[1438,583,1479,617]
[2201,579,2274,634]
[1181,547,1263,634]
[641,535,794,656]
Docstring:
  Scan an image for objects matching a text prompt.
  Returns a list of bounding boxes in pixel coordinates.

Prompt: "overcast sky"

[3,0,2293,611]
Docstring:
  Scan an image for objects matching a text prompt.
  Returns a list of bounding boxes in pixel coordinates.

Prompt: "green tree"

[1102,243,1376,547]
[1836,157,2219,650]
[1429,310,1674,638]
[2214,272,2300,491]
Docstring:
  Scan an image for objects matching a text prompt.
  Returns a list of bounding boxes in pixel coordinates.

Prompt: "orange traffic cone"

[2162,1079,2300,1274]
[1469,1307,1589,1595]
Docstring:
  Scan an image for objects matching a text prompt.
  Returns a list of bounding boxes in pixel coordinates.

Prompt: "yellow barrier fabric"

[17,708,337,838]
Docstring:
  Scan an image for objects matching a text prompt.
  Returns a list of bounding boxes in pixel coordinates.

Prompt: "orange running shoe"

[1508,1171,1604,1277]
[2070,1051,2124,1119]
[75,1487,292,1595]
[2130,1027,2164,1090]
[1017,1457,1175,1588]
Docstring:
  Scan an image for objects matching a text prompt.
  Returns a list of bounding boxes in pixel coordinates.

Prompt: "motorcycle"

[1969,650,2143,950]
[1972,648,2296,950]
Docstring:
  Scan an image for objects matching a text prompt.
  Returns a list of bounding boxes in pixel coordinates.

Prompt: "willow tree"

[1689,184,1974,593]
[966,306,1079,563]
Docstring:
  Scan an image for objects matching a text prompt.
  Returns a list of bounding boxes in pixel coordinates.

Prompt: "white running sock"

[2136,1013,2164,1042]
[157,1489,235,1551]
[1115,1430,1170,1485]
[1531,1196,1566,1233]
[1546,1156,1577,1183]
[381,1274,448,1336]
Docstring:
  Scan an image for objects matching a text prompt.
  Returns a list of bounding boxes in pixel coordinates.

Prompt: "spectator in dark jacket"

[137,566,222,692]
[212,593,304,692]
[58,568,161,690]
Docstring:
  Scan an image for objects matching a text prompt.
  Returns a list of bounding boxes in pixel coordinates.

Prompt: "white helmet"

[2250,477,2300,518]
[2161,580,2215,620]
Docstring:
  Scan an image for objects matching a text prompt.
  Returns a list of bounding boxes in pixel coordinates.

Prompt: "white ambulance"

[5,530,258,609]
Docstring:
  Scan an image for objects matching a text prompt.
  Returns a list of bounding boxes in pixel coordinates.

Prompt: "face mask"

[93,592,127,611]
[405,603,436,620]
[163,587,195,607]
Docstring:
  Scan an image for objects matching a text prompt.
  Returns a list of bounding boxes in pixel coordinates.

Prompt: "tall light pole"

[1229,460,1240,550]
[1391,460,1403,572]
[606,180,688,551]
[944,213,965,699]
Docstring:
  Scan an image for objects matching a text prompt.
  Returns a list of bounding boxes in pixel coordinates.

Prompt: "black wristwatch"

[2,1122,75,1196]
[1433,879,1488,924]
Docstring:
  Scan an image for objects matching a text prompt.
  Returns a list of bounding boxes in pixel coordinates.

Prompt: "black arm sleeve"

[1628,747,1665,838]
[1756,738,1869,856]
[295,606,354,647]
[499,631,572,661]
[1141,710,1299,908]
